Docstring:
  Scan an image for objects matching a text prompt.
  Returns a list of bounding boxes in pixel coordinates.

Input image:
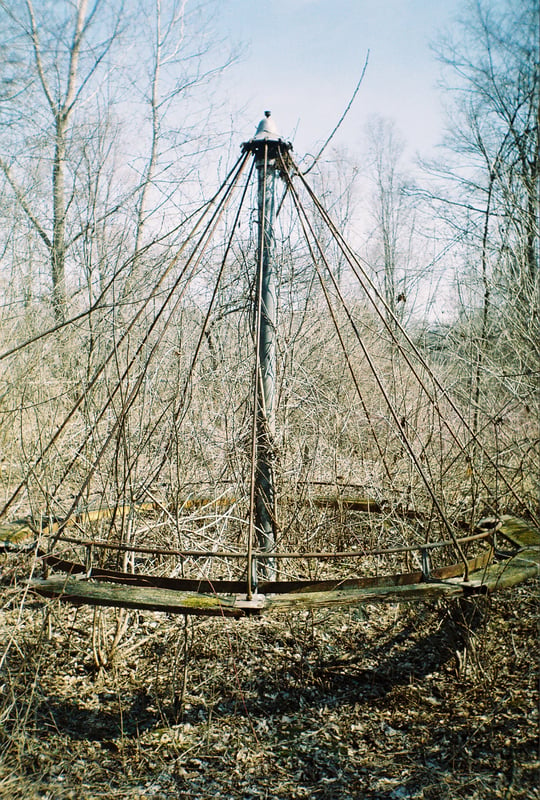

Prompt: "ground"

[0,562,538,799]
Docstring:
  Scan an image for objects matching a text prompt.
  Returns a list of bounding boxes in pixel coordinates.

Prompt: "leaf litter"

[0,565,538,800]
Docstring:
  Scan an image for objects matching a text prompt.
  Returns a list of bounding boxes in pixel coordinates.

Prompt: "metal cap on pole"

[242,111,293,156]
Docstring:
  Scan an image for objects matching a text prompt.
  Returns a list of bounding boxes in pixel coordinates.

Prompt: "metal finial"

[253,112,279,141]
[241,112,293,154]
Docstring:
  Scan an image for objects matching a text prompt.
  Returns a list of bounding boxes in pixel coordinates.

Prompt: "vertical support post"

[254,142,277,582]
[243,112,292,591]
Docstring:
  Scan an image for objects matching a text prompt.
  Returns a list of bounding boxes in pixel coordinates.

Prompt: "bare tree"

[363,116,418,329]
[429,0,539,379]
[0,0,122,322]
[0,0,237,323]
[410,0,540,516]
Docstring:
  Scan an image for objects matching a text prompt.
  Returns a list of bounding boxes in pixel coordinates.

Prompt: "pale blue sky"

[219,0,459,161]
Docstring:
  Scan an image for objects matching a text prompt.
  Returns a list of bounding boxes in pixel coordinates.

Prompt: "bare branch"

[24,0,55,112]
[303,51,370,176]
[0,157,51,248]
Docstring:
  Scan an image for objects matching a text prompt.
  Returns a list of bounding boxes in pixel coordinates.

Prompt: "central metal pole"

[243,112,292,590]
[255,139,277,582]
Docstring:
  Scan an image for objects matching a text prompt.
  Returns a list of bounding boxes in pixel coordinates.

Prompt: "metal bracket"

[421,547,431,581]
[234,593,266,611]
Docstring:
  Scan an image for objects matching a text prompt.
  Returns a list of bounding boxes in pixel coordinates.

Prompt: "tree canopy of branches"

[0,0,235,323]
[431,0,539,378]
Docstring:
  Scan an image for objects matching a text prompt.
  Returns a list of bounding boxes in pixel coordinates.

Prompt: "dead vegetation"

[0,552,538,799]
[0,241,537,798]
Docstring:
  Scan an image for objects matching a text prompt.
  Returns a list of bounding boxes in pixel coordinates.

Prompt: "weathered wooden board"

[0,520,37,550]
[0,494,411,552]
[497,515,540,549]
[311,496,382,512]
[31,576,244,618]
[24,516,540,617]
[264,580,467,612]
[477,553,540,592]
[266,519,539,613]
[40,549,492,596]
[0,499,229,551]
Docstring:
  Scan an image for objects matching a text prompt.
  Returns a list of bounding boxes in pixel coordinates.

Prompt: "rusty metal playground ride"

[1,114,538,617]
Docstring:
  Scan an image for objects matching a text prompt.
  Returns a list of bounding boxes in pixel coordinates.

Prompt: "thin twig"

[303,51,369,176]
